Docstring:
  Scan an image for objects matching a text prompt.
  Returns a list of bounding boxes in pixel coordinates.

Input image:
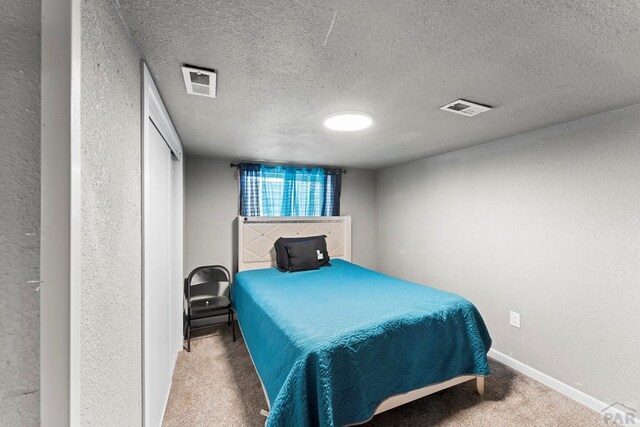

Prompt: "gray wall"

[376,103,640,410]
[341,167,377,270]
[0,0,41,425]
[184,157,377,277]
[80,0,142,424]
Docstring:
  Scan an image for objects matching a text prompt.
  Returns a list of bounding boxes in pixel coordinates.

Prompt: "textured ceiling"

[118,0,640,169]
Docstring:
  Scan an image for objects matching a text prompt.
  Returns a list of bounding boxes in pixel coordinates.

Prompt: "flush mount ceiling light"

[323,111,373,131]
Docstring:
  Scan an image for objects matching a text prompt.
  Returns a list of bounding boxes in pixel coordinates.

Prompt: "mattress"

[232,259,492,427]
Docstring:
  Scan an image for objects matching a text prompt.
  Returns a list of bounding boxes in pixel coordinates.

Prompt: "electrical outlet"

[509,311,521,328]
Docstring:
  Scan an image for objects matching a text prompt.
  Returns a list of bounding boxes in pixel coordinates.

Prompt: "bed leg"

[475,377,485,396]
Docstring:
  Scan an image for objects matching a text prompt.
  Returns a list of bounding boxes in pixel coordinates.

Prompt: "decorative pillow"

[285,240,321,272]
[274,235,330,271]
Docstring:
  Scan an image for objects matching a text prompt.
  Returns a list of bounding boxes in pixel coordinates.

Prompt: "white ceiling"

[118,0,640,169]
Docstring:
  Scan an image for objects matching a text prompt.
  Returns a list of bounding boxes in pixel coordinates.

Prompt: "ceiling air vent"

[181,65,217,98]
[440,99,491,117]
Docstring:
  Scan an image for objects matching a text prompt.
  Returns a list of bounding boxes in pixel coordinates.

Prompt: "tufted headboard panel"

[237,216,352,272]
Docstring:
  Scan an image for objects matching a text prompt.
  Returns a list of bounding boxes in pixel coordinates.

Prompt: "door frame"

[40,0,82,425]
[142,62,184,425]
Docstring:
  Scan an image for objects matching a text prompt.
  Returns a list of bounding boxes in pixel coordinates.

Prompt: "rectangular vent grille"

[182,65,216,98]
[440,99,491,117]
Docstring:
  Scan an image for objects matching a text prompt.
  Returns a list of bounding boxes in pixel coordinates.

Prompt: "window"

[238,163,342,217]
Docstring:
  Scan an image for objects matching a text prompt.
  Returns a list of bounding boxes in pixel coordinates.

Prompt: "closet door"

[145,122,173,427]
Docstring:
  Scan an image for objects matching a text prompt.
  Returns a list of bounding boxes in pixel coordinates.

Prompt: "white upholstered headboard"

[237,216,352,272]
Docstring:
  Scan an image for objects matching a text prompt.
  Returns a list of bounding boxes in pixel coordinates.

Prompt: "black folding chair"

[184,265,236,352]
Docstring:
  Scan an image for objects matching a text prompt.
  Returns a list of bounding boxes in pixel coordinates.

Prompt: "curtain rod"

[242,217,345,224]
[230,162,346,174]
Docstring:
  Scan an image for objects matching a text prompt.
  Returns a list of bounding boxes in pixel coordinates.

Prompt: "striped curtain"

[238,163,342,217]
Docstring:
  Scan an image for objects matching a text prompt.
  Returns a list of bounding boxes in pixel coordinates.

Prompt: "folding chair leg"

[227,309,231,326]
[231,311,236,342]
[186,322,191,353]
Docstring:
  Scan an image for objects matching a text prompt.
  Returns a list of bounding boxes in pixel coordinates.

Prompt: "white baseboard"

[487,349,631,423]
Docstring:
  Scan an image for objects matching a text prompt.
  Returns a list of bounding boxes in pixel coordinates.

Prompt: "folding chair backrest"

[186,265,230,302]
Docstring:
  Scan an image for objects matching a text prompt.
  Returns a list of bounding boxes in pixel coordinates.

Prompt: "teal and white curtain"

[238,163,342,217]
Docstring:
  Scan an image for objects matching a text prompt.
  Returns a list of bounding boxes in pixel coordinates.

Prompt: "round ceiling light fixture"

[323,111,373,132]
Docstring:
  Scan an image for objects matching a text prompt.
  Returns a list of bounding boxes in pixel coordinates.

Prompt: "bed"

[233,216,492,426]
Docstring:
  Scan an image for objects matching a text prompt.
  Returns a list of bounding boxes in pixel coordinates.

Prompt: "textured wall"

[184,157,238,276]
[0,0,41,425]
[184,157,377,278]
[81,0,142,424]
[376,104,640,410]
[339,167,377,269]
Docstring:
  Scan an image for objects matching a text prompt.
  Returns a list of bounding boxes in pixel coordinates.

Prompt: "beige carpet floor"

[163,327,607,427]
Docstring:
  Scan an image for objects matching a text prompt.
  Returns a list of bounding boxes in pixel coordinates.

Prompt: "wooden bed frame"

[236,215,485,423]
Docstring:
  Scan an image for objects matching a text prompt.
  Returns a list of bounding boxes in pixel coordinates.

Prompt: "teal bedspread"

[232,260,491,427]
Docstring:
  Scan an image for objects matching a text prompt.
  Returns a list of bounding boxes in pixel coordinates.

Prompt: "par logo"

[602,402,638,426]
